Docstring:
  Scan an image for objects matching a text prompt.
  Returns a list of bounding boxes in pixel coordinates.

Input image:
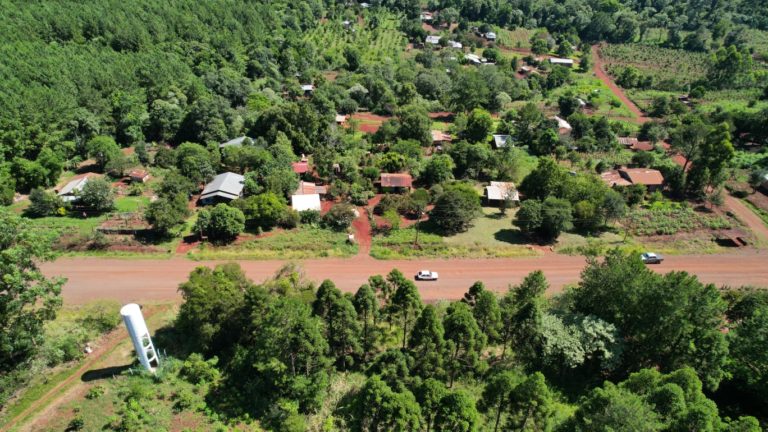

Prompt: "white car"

[641,252,664,264]
[415,270,439,281]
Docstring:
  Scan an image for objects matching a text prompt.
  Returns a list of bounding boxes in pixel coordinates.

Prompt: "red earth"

[41,250,768,306]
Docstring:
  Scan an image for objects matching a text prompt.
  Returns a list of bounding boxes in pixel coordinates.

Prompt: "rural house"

[294,181,327,196]
[425,35,441,45]
[57,176,90,202]
[553,116,572,134]
[485,181,520,205]
[129,169,150,183]
[484,31,496,41]
[292,161,309,175]
[200,172,245,204]
[379,173,413,192]
[291,194,322,212]
[431,130,452,146]
[601,168,665,191]
[219,136,252,148]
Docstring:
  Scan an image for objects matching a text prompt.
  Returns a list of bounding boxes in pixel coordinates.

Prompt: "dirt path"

[40,250,768,306]
[352,207,373,255]
[0,306,165,432]
[591,44,650,124]
[725,195,768,244]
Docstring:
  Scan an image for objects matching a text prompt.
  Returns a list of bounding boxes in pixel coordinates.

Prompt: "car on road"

[415,270,439,281]
[641,252,664,264]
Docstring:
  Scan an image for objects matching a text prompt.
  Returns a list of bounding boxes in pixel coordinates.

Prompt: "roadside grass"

[625,204,732,236]
[187,227,358,260]
[555,231,637,255]
[26,214,107,236]
[742,198,768,226]
[371,208,540,259]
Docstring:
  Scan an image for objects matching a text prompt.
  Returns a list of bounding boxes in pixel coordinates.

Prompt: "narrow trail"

[0,306,165,432]
[591,44,650,124]
[725,195,768,244]
[352,206,373,256]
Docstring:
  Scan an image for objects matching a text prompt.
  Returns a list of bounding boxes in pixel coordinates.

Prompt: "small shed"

[425,35,441,45]
[292,161,309,175]
[335,114,348,125]
[553,116,572,134]
[484,32,497,41]
[549,57,574,67]
[618,168,665,191]
[448,40,463,49]
[492,134,512,149]
[291,194,322,212]
[129,169,150,183]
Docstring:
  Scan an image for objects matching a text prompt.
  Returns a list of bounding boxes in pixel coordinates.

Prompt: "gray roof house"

[57,176,90,202]
[219,136,253,148]
[200,172,245,204]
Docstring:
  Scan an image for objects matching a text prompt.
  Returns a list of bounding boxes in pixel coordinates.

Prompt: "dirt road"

[725,195,768,244]
[42,251,768,305]
[591,44,650,124]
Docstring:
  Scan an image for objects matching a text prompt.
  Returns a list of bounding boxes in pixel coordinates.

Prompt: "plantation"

[625,203,733,236]
[600,44,710,90]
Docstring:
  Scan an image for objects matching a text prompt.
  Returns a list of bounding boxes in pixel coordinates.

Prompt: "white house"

[549,57,574,67]
[291,193,322,212]
[553,116,572,134]
[464,53,482,65]
[448,40,463,49]
[484,32,497,41]
[425,35,441,45]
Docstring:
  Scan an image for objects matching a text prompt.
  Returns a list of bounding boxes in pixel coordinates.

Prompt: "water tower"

[120,303,159,372]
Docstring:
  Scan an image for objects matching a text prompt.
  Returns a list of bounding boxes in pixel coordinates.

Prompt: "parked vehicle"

[641,252,664,264]
[415,270,439,281]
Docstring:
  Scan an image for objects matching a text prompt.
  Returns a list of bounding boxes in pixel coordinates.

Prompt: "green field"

[188,227,358,260]
[371,207,540,259]
[600,43,710,90]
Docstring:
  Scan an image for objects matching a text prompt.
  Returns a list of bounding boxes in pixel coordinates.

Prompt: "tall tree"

[473,290,502,343]
[0,210,64,371]
[391,279,423,348]
[501,270,548,361]
[351,375,422,431]
[433,391,480,432]
[443,302,486,386]
[408,305,446,378]
[480,370,524,432]
[353,284,379,361]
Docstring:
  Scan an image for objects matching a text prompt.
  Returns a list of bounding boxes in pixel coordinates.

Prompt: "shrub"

[27,188,66,217]
[86,385,106,400]
[322,204,357,231]
[67,416,85,431]
[300,210,321,225]
[180,353,221,385]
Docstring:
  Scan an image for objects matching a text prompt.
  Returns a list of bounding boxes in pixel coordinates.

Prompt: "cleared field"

[600,44,709,90]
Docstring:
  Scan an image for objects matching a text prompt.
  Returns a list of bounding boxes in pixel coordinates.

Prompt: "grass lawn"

[371,207,540,259]
[548,74,636,119]
[188,227,358,260]
[114,196,150,212]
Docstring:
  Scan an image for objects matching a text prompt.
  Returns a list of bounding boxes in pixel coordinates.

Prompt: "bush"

[79,178,115,213]
[78,301,122,333]
[67,416,85,431]
[27,188,66,217]
[322,204,356,231]
[300,210,321,225]
[86,385,106,400]
[195,204,245,244]
[180,353,221,385]
[374,194,402,215]
[278,208,300,229]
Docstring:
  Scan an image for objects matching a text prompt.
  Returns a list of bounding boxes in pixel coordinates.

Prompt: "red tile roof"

[292,161,309,174]
[619,168,664,186]
[631,141,654,151]
[600,171,632,187]
[380,173,413,188]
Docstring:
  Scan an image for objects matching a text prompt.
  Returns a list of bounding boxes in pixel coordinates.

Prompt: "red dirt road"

[42,251,768,305]
[725,195,768,244]
[591,44,650,124]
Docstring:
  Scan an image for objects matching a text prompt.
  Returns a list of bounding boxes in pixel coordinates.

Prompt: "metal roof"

[200,172,245,201]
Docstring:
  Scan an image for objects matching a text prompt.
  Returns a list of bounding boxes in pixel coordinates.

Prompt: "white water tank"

[120,303,159,372]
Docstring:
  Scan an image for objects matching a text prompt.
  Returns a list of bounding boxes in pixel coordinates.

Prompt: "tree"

[462,108,493,143]
[408,305,446,378]
[11,158,48,192]
[540,197,573,241]
[429,183,481,235]
[421,154,455,186]
[514,199,544,238]
[727,304,768,403]
[415,379,448,432]
[350,376,422,431]
[397,104,432,146]
[433,391,480,432]
[322,286,362,370]
[321,203,356,231]
[79,178,115,213]
[519,157,567,201]
[502,271,548,361]
[175,142,215,184]
[0,210,64,371]
[473,290,502,342]
[391,279,423,348]
[27,188,65,217]
[176,263,252,354]
[507,372,558,431]
[353,284,379,361]
[480,370,525,432]
[443,302,486,386]
[155,170,195,198]
[145,192,190,236]
[573,250,728,390]
[0,170,15,205]
[86,136,121,172]
[195,204,245,244]
[232,193,288,230]
[572,382,662,432]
